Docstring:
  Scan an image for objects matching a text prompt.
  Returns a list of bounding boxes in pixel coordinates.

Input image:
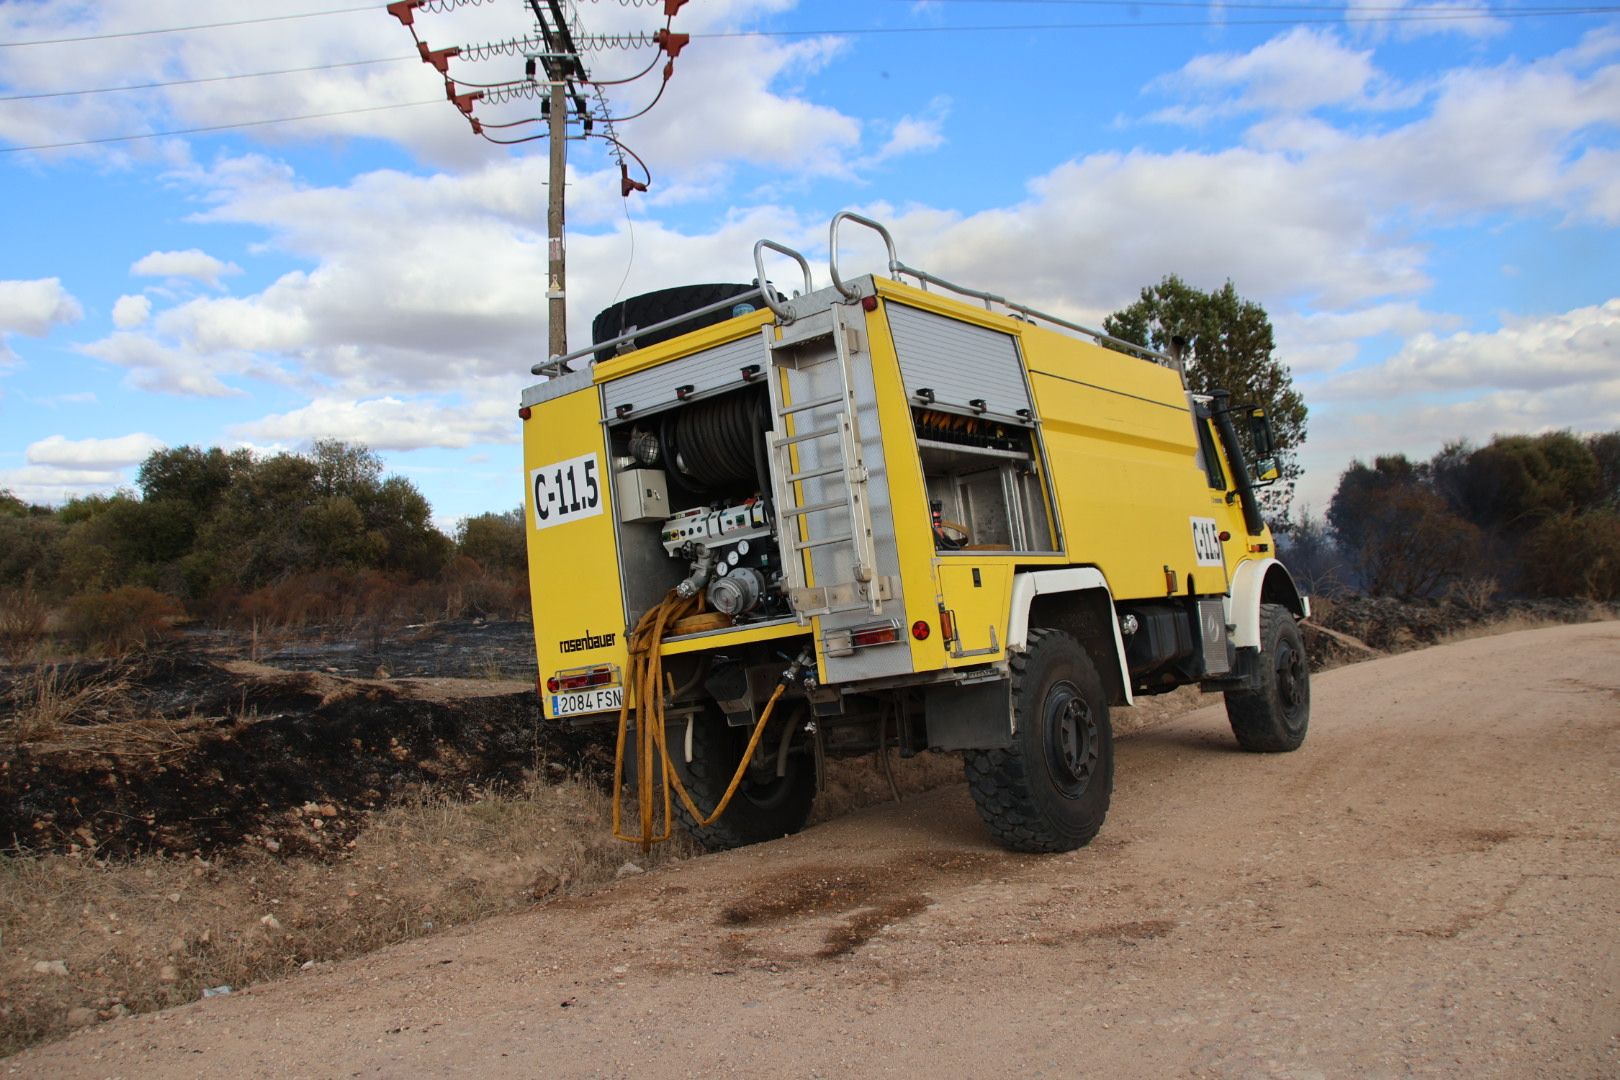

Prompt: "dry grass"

[1431,603,1616,648]
[0,775,693,1057]
[2,665,139,748]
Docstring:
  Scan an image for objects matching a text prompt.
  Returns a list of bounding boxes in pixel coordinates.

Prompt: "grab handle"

[828,210,899,300]
[752,239,814,323]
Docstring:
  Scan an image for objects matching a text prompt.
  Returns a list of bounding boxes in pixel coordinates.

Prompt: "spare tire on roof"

[589,283,768,364]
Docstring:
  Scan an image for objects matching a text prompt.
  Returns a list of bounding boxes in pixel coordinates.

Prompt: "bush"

[1519,511,1620,600]
[0,582,50,664]
[63,587,185,653]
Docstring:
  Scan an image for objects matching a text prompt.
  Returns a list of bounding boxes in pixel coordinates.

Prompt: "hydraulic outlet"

[660,498,785,620]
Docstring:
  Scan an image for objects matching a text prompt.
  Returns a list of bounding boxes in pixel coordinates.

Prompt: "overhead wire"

[0,4,382,48]
[0,99,443,154]
[0,56,413,103]
[880,0,1607,8]
[16,4,1594,155]
[690,8,1619,36]
[2,1,1610,51]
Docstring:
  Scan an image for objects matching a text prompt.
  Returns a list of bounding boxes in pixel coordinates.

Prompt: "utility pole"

[546,75,567,360]
[389,0,681,366]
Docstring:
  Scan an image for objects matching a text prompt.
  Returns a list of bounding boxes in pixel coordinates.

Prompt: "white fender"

[1007,567,1133,705]
[1226,558,1309,649]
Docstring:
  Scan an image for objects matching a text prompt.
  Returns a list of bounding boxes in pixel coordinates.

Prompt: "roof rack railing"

[530,214,1177,379]
[826,208,1177,371]
[530,238,816,378]
[531,283,774,377]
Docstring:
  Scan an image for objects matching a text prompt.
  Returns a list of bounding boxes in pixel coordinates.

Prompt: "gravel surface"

[10,622,1618,1078]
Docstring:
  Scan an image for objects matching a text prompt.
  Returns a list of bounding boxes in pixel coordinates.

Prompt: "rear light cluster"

[850,623,900,649]
[823,618,905,657]
[544,664,616,694]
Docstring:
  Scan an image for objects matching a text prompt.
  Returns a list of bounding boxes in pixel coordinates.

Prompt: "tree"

[310,439,384,498]
[1326,456,1483,599]
[1104,276,1308,523]
[1584,431,1620,510]
[1451,431,1603,535]
[137,445,253,511]
[456,508,527,573]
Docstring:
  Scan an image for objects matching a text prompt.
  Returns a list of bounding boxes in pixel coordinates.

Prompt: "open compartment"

[914,407,1058,554]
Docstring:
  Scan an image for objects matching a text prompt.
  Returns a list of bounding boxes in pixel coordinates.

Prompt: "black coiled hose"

[660,389,769,493]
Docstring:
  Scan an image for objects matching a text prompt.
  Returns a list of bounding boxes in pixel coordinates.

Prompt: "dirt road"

[12,623,1619,1078]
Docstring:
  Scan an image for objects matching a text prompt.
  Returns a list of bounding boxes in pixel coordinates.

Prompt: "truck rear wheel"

[671,706,816,852]
[1224,603,1310,752]
[964,629,1114,853]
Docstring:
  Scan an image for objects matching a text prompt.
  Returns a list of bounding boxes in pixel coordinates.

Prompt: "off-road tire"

[963,629,1114,853]
[590,283,764,363]
[1224,603,1311,753]
[671,706,815,852]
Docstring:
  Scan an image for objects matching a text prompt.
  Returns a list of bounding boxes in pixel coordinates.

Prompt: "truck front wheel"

[1224,603,1311,752]
[964,629,1115,853]
[671,706,816,852]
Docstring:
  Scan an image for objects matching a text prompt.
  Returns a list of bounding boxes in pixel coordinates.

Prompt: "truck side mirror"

[1247,408,1280,486]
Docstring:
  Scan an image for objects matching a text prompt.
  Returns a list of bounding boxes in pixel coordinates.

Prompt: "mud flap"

[925,678,1013,751]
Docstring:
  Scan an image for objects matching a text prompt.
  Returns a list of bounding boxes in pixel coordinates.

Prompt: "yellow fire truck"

[522,212,1310,853]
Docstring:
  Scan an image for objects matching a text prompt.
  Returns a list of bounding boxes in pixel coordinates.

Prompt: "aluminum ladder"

[762,305,888,621]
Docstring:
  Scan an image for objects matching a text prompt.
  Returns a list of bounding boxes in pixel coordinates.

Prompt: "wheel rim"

[1044,679,1098,798]
[1274,640,1308,726]
[739,770,797,811]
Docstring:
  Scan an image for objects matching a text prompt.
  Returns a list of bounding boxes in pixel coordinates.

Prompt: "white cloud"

[1150,29,1390,121]
[230,395,516,452]
[884,147,1428,314]
[864,97,950,166]
[1248,36,1620,225]
[131,249,241,289]
[112,294,152,329]
[26,432,165,469]
[1274,303,1461,375]
[1324,298,1620,398]
[1294,299,1620,511]
[80,331,246,397]
[0,465,126,505]
[0,278,83,365]
[0,0,892,178]
[1348,0,1509,41]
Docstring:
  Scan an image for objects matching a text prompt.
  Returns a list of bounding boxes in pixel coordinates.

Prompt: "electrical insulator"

[655,29,690,58]
[418,42,460,74]
[386,0,424,27]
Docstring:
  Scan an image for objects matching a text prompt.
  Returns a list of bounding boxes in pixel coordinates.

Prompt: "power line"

[882,0,1603,7]
[5,1,1607,51]
[0,100,442,154]
[0,56,413,103]
[4,4,1609,151]
[0,5,380,48]
[693,9,1619,36]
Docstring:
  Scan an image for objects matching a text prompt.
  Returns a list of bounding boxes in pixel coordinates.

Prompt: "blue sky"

[2,0,1617,530]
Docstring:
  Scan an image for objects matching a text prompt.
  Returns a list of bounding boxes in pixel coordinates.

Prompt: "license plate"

[550,686,622,718]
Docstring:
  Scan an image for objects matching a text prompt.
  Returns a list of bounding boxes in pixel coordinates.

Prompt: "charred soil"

[1,644,613,859]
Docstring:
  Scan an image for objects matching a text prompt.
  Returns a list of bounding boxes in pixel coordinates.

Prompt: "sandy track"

[12,623,1619,1079]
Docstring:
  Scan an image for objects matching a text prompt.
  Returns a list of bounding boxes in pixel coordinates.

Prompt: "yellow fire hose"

[611,588,788,850]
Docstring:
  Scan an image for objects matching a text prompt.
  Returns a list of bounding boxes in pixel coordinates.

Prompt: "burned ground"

[1,645,615,859]
[4,598,1612,860]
